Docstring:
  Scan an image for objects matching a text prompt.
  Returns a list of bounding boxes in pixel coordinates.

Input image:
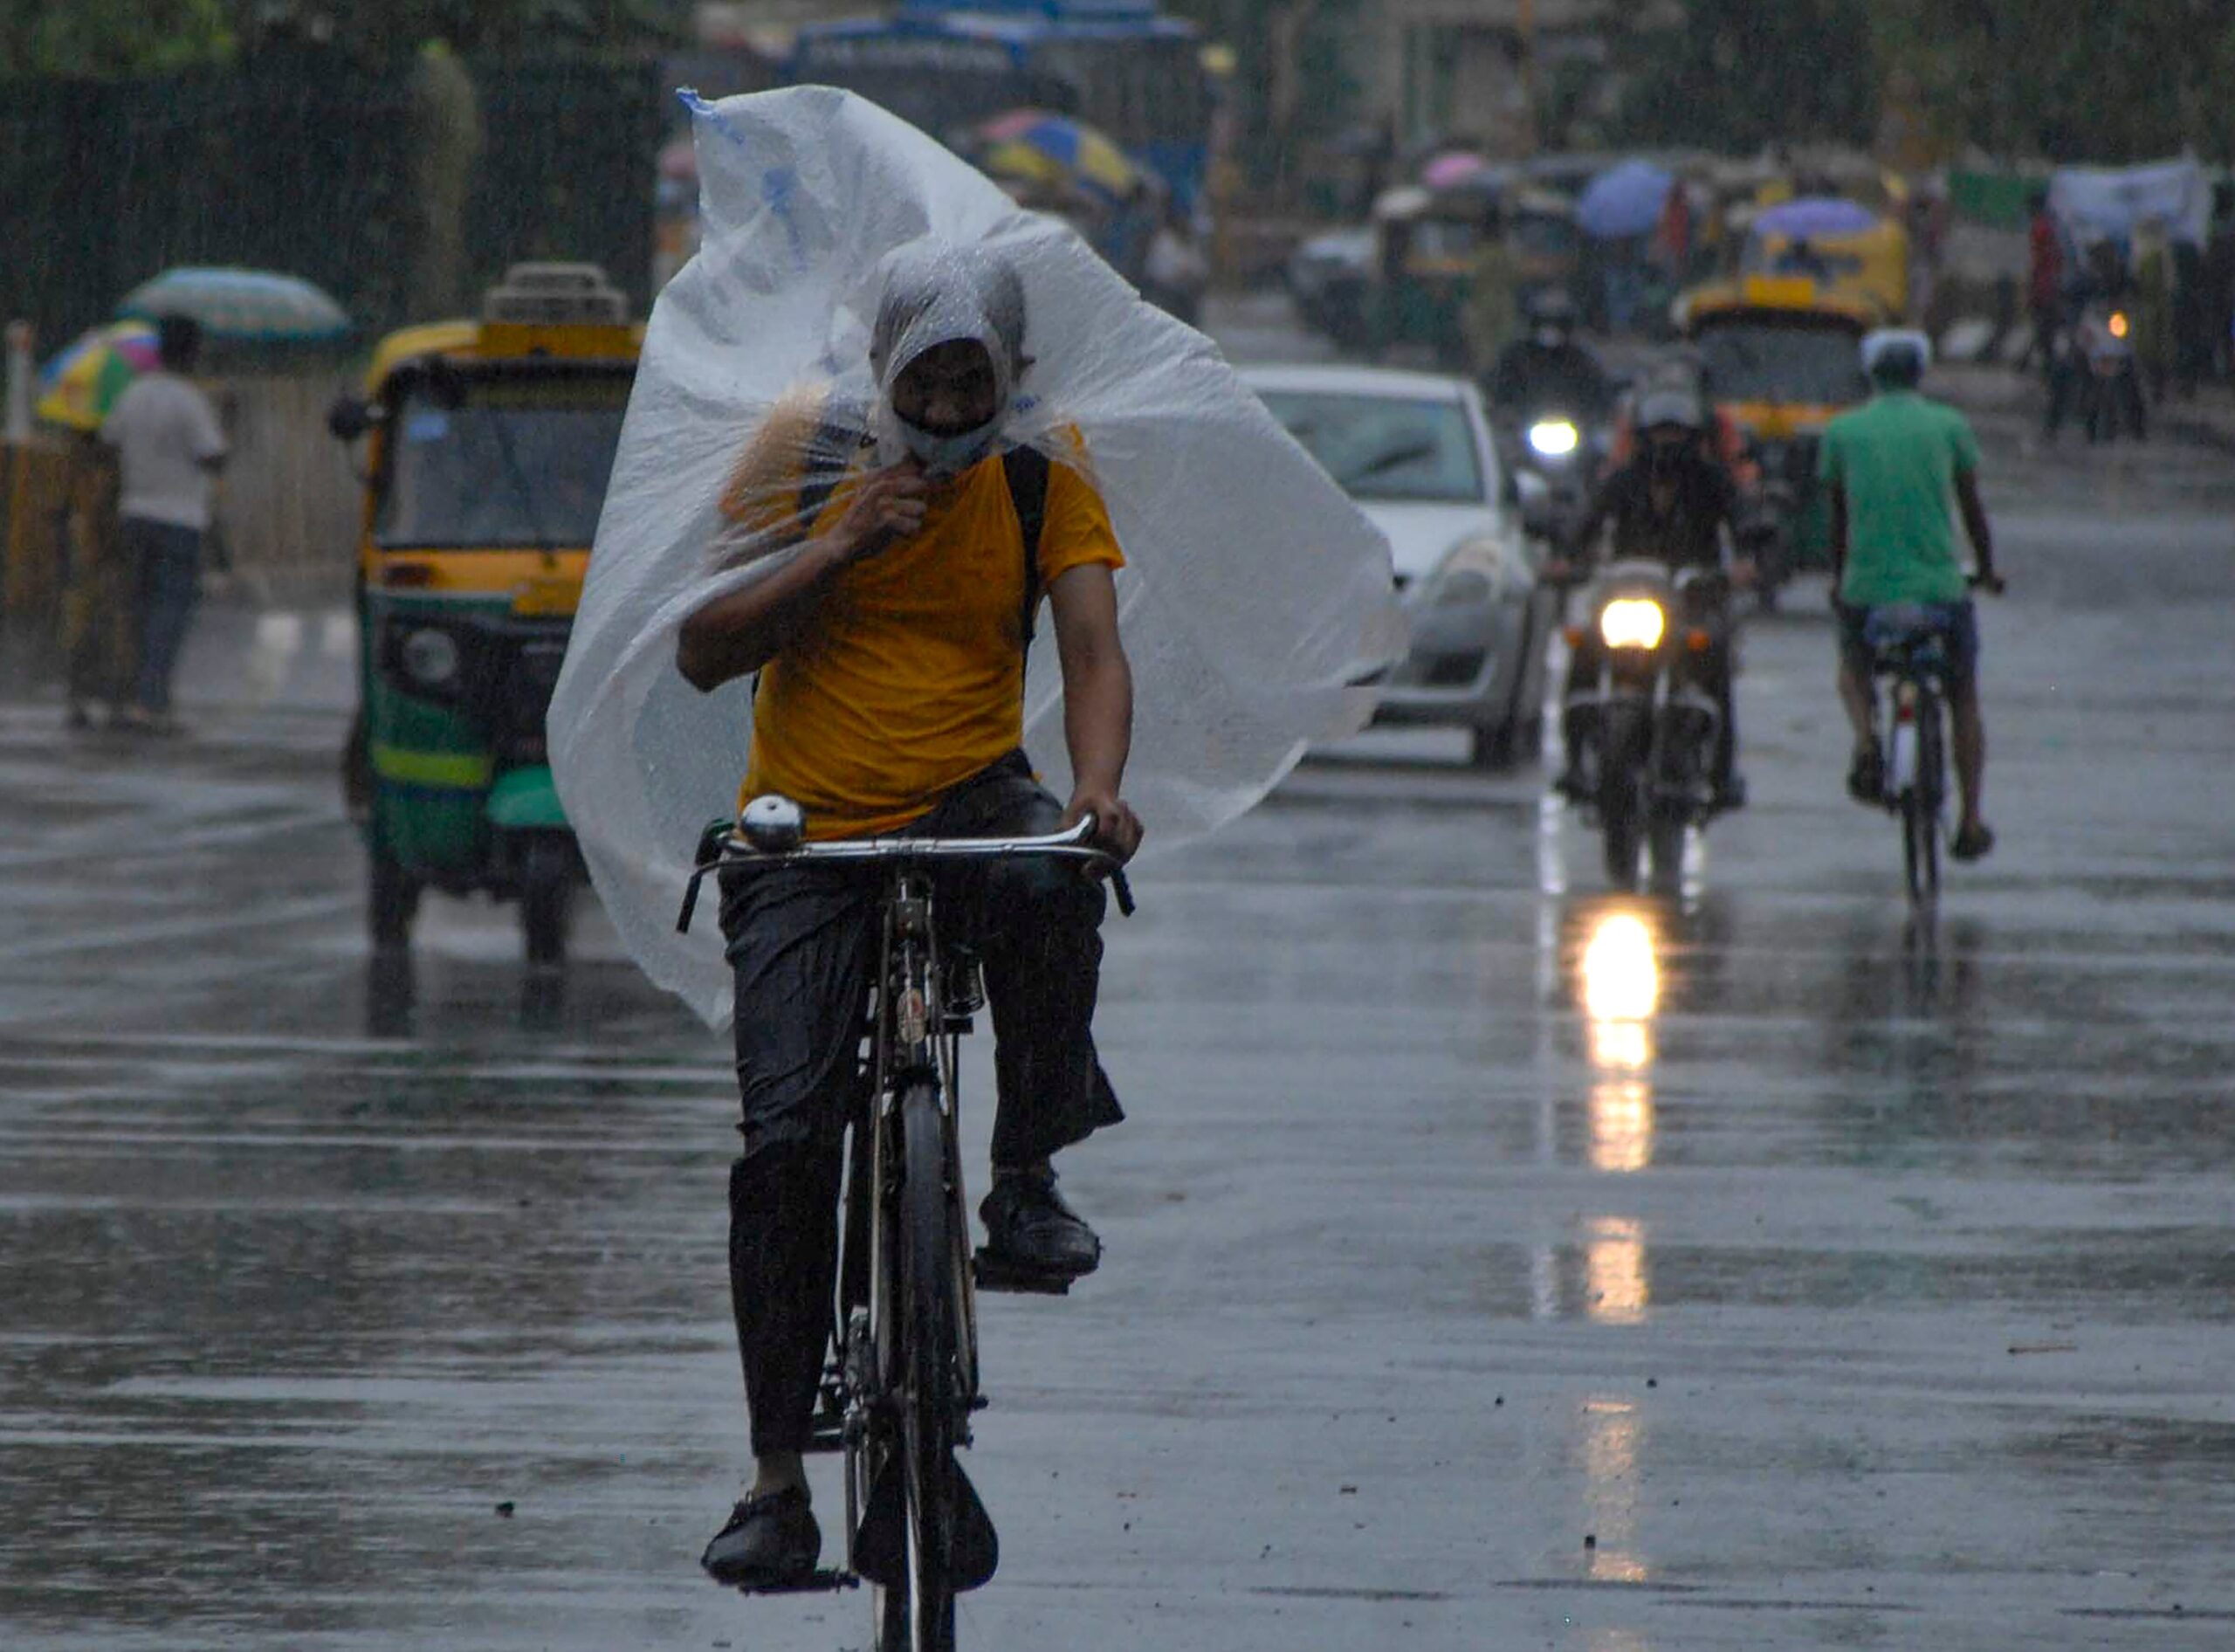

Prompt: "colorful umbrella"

[35,320,162,431]
[117,266,351,343]
[1577,160,1675,240]
[976,109,1141,201]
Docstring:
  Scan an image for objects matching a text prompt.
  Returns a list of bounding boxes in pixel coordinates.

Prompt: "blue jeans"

[1838,598,1979,695]
[124,518,201,714]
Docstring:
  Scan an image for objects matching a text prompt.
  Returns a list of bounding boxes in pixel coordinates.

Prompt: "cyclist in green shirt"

[1819,331,2005,861]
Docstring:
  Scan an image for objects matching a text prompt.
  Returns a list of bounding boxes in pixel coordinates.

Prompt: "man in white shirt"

[100,315,227,732]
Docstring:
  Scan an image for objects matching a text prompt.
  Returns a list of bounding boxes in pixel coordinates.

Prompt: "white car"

[1244,363,1557,767]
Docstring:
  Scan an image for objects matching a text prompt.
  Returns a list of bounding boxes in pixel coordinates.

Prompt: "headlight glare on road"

[399,627,461,688]
[1599,597,1666,650]
[1527,418,1580,458]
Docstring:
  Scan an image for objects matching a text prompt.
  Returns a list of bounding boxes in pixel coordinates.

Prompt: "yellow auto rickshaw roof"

[363,317,646,395]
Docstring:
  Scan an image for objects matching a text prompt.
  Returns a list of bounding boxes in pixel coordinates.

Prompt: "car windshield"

[1696,321,1871,407]
[375,374,630,549]
[1258,390,1484,504]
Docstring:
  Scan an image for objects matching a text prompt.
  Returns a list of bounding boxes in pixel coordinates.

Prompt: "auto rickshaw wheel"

[519,836,574,971]
[368,843,419,953]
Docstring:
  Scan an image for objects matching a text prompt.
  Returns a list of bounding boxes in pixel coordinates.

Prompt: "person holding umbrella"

[99,314,227,733]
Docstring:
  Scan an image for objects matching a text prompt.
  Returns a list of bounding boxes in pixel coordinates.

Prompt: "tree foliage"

[0,0,234,78]
[1606,0,1878,155]
[0,0,689,78]
[1872,0,2235,162]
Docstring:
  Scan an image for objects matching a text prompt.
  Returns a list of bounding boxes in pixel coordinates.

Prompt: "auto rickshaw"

[1676,278,1874,595]
[1506,187,1582,312]
[327,264,642,967]
[1367,183,1491,369]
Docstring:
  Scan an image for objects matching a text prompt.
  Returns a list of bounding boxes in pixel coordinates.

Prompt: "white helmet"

[1634,386,1703,433]
[1860,327,1932,379]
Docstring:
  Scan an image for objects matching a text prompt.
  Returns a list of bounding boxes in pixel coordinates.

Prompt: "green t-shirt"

[1818,391,1981,606]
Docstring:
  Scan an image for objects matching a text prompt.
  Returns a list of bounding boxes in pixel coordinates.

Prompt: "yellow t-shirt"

[740,445,1124,839]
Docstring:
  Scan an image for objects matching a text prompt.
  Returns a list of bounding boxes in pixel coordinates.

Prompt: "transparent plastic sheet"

[550,87,1404,1026]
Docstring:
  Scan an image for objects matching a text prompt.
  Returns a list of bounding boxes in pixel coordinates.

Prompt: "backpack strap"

[1003,444,1051,658]
[797,398,872,529]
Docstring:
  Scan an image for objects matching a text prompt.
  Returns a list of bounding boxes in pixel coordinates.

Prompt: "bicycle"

[1866,577,1997,912]
[682,795,1132,1651]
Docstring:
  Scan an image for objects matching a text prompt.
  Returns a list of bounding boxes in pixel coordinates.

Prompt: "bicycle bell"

[740,794,806,852]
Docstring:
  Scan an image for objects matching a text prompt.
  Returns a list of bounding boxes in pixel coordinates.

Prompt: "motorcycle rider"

[674,243,1143,1587]
[1486,287,1615,423]
[1545,386,1752,810]
[1820,328,2003,861]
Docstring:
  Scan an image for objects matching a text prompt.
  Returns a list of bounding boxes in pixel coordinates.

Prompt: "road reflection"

[1579,905,1661,1178]
[1570,905,1668,1593]
[1581,1395,1650,1584]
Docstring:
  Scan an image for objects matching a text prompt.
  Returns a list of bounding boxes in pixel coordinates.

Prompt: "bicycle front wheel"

[1902,698,1943,909]
[884,1080,962,1652]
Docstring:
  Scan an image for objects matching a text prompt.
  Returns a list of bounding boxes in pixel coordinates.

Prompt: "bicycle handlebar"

[677,813,1136,934]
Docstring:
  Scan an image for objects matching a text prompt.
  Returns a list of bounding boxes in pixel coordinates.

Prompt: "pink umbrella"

[1421,151,1493,191]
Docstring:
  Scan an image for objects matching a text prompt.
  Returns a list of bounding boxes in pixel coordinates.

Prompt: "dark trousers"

[124,518,202,714]
[717,752,1121,1456]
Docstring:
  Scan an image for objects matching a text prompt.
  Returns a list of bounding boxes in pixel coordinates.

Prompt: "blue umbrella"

[1752,197,1879,241]
[1576,161,1674,241]
[117,267,351,343]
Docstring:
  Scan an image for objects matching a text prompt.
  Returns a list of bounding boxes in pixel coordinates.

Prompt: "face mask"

[897,415,1002,479]
[1536,327,1565,349]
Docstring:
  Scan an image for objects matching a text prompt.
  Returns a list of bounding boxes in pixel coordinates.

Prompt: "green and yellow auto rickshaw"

[328,264,642,967]
[1675,278,1875,594]
[1506,186,1582,312]
[1368,183,1491,369]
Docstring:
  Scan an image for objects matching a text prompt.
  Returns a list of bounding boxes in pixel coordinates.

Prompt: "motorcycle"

[2077,303,2146,444]
[1558,561,1726,889]
[1503,407,1606,544]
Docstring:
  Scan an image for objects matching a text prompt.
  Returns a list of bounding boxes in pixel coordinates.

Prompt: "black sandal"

[1950,823,1996,863]
[1846,741,1884,805]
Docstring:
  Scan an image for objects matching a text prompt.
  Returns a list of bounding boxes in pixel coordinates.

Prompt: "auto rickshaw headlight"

[1599,597,1666,650]
[399,627,462,688]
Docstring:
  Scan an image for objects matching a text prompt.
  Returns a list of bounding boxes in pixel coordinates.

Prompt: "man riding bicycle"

[674,243,1143,1588]
[1819,329,2004,862]
[1548,385,1754,810]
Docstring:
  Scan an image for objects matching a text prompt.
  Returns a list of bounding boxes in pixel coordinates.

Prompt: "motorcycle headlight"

[1527,418,1580,459]
[1599,597,1666,650]
[2108,311,2130,341]
[398,626,461,688]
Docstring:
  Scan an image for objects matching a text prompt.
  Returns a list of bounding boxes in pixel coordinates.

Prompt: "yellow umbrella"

[977,111,1143,203]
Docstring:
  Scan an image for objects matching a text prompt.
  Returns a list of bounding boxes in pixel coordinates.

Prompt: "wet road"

[6,299,2235,1649]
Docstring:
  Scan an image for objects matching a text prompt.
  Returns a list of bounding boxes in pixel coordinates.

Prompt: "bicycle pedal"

[732,1568,859,1597]
[972,1247,1076,1296]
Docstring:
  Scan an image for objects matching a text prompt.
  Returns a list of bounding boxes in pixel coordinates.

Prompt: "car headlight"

[398,626,461,688]
[1599,597,1666,650]
[1423,536,1518,609]
[1433,568,1493,608]
[1527,418,1580,459]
